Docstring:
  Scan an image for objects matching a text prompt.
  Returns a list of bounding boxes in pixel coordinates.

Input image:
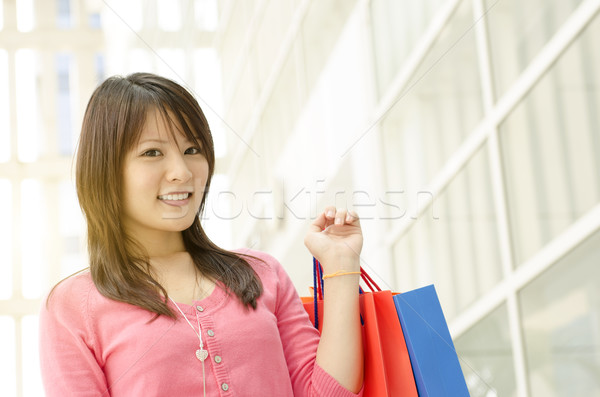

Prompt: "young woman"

[40,73,363,396]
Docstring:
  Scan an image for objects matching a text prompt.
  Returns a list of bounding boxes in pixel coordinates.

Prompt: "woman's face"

[121,108,209,241]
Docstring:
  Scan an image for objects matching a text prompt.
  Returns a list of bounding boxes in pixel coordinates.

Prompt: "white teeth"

[159,193,190,201]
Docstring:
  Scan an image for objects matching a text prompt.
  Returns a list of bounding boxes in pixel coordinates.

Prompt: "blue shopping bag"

[393,285,470,396]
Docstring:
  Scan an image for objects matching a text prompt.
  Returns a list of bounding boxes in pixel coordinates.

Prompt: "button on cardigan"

[39,249,363,397]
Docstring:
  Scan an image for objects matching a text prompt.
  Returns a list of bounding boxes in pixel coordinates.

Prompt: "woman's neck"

[129,228,187,258]
[150,251,215,304]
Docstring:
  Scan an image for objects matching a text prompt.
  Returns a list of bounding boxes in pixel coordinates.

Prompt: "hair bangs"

[154,102,205,153]
[65,72,261,319]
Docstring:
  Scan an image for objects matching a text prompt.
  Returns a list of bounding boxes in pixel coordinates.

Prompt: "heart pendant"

[196,348,208,362]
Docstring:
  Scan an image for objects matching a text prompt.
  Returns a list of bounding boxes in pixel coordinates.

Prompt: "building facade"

[213,0,600,396]
[0,0,598,395]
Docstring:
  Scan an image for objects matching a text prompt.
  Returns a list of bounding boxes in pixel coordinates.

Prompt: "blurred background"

[0,0,599,395]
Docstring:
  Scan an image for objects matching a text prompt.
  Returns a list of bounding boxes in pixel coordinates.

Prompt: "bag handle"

[311,258,379,329]
[312,260,381,295]
[360,267,382,292]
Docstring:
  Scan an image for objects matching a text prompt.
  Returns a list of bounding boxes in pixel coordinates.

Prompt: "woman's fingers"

[311,207,360,231]
[305,207,363,263]
[333,208,346,225]
[345,209,360,226]
[329,207,360,227]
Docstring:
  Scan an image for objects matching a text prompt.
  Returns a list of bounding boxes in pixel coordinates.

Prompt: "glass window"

[301,0,357,95]
[57,53,74,156]
[157,0,182,31]
[217,0,257,90]
[89,12,101,29]
[193,49,226,157]
[0,49,9,163]
[95,53,105,84]
[262,13,370,187]
[156,48,185,85]
[381,0,483,189]
[127,48,152,76]
[519,229,600,396]
[57,0,72,29]
[106,0,142,32]
[15,49,43,163]
[22,315,42,397]
[126,0,144,31]
[485,0,584,98]
[258,41,300,155]
[499,13,600,265]
[195,0,218,31]
[219,7,245,84]
[0,317,16,396]
[392,147,502,320]
[392,216,434,292]
[59,181,86,277]
[58,181,83,234]
[201,174,233,249]
[370,0,447,99]
[21,179,45,299]
[254,0,294,88]
[455,304,517,397]
[0,180,12,300]
[17,0,35,32]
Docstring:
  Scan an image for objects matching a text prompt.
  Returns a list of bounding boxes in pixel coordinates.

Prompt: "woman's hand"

[304,206,363,273]
[305,206,365,392]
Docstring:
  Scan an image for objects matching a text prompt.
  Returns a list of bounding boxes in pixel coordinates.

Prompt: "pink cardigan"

[39,250,362,396]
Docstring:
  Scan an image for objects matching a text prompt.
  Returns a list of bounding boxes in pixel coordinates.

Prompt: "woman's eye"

[185,147,202,155]
[142,149,162,157]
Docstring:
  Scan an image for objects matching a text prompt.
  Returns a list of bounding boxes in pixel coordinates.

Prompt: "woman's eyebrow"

[138,138,169,144]
[138,137,201,147]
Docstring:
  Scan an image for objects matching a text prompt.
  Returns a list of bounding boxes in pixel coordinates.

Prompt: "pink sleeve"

[272,259,363,397]
[39,276,109,396]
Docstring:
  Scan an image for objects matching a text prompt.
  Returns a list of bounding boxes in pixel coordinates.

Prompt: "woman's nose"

[166,153,192,182]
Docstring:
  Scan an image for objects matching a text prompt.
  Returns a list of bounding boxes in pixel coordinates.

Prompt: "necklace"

[170,297,207,396]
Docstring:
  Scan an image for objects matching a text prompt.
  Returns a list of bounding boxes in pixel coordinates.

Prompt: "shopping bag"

[393,285,470,396]
[301,258,326,332]
[302,259,418,397]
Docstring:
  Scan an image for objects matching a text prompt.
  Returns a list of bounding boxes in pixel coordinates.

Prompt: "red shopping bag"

[302,259,418,397]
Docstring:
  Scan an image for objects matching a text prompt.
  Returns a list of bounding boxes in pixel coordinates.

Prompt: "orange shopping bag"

[303,259,418,397]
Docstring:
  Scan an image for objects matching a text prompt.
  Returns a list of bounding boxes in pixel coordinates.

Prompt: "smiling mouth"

[158,193,192,201]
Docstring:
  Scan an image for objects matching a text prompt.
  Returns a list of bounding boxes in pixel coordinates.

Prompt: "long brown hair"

[75,72,262,318]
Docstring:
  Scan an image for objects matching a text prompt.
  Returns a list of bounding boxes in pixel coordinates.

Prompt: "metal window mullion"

[449,203,600,331]
[496,2,600,393]
[488,132,530,397]
[8,48,18,168]
[471,0,530,396]
[12,177,23,397]
[214,0,235,43]
[3,0,17,30]
[450,0,600,390]
[250,0,372,261]
[15,315,23,397]
[73,0,85,29]
[36,0,54,30]
[360,0,400,285]
[46,181,62,289]
[42,49,58,161]
[371,0,462,125]
[226,0,312,182]
[386,0,600,247]
[8,48,22,300]
[221,0,268,110]
[513,203,600,289]
[352,0,397,285]
[12,127,23,397]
